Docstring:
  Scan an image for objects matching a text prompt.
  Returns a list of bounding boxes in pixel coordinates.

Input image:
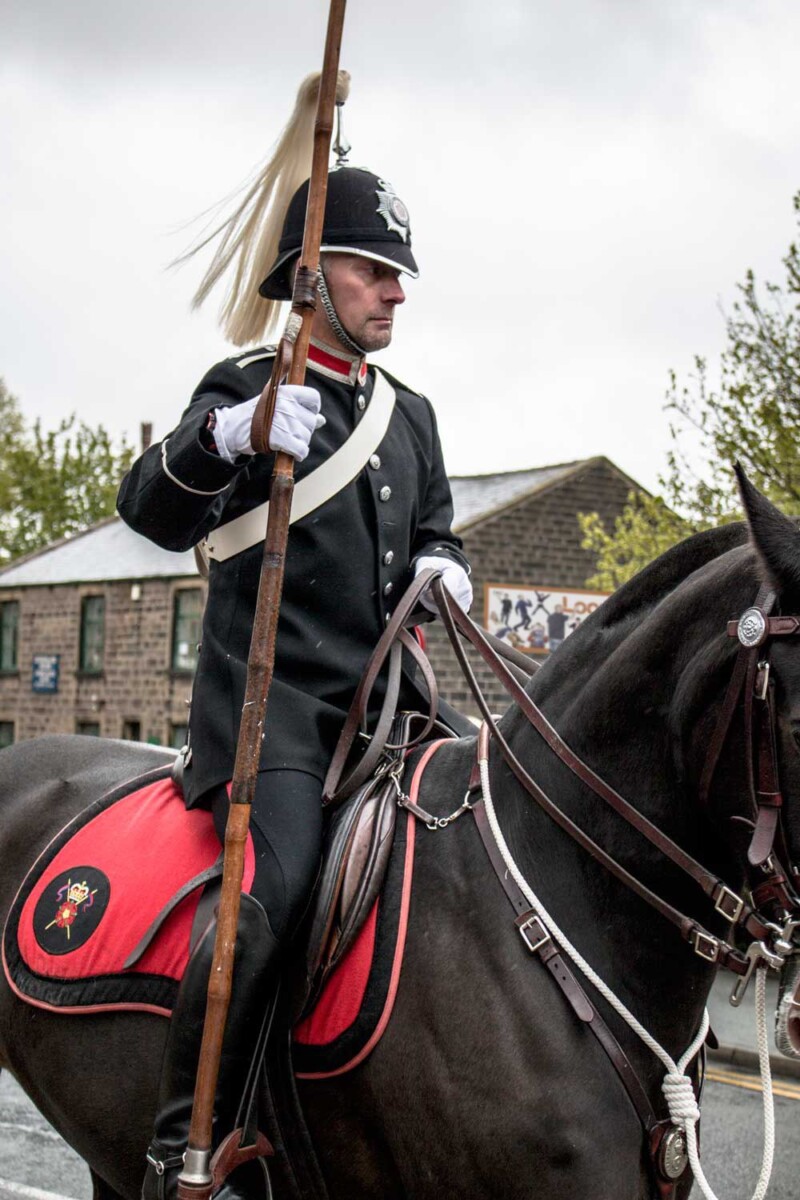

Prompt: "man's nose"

[384,277,405,306]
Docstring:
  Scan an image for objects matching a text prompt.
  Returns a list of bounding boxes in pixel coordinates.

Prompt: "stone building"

[0,517,203,749]
[0,455,637,747]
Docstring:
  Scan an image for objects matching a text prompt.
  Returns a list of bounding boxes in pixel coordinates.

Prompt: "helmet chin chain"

[316,266,367,357]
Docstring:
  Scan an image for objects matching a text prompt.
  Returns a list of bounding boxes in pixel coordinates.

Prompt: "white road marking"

[0,1181,80,1200]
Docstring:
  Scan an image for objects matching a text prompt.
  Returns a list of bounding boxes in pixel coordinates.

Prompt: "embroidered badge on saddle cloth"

[3,769,255,1016]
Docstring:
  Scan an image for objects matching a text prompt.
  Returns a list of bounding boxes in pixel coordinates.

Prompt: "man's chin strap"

[316,265,367,357]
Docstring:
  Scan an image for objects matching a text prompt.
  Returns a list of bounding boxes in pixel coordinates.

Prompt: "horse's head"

[733,469,800,1055]
[511,469,800,1046]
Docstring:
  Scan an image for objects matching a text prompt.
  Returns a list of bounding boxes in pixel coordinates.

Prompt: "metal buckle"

[691,930,720,963]
[519,914,551,955]
[714,885,745,923]
[756,660,770,701]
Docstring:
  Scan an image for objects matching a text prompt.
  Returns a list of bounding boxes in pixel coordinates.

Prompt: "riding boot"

[142,893,280,1200]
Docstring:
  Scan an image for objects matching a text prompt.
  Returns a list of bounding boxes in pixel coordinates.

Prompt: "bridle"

[698,586,800,995]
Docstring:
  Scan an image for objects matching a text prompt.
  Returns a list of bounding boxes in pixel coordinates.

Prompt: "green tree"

[0,378,134,564]
[580,191,800,590]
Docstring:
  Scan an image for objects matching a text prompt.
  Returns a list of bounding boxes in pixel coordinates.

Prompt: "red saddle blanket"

[3,767,255,1016]
[3,744,437,1076]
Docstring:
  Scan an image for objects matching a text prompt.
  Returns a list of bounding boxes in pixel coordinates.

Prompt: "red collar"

[307,338,368,387]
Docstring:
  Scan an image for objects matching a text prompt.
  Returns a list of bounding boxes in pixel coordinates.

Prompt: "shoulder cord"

[477,748,775,1200]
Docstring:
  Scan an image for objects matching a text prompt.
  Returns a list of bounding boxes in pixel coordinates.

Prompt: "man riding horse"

[117,82,472,1200]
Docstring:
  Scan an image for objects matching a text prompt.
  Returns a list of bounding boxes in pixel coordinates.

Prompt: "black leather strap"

[471,797,656,1132]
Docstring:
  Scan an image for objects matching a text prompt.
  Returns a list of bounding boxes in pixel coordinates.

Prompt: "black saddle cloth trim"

[3,765,181,1014]
[292,807,409,1077]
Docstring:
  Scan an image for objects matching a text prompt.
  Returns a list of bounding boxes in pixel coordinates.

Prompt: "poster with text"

[484,583,610,655]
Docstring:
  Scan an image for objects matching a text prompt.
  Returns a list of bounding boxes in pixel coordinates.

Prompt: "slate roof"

[0,458,625,587]
[450,462,582,531]
[0,516,198,586]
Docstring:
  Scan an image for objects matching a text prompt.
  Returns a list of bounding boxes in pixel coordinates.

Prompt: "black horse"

[2,475,800,1200]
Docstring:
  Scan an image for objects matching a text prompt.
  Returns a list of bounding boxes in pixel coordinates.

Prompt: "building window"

[0,721,14,748]
[79,595,105,674]
[122,719,141,741]
[172,589,203,673]
[169,722,189,750]
[76,721,101,736]
[0,602,19,672]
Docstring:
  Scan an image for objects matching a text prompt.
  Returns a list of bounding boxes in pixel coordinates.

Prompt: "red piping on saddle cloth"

[294,738,449,1079]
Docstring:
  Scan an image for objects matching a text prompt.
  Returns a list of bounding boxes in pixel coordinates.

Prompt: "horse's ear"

[735,463,800,600]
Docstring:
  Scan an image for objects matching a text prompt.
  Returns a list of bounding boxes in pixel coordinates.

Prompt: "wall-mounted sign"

[32,654,60,693]
[484,584,610,655]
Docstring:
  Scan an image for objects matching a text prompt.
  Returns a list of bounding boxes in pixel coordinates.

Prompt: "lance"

[177,3,348,1196]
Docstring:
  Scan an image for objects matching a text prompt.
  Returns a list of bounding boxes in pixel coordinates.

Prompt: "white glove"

[213,385,323,464]
[414,555,473,614]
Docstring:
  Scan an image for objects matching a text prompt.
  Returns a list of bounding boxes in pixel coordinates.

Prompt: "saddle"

[296,574,524,1014]
[301,710,457,1014]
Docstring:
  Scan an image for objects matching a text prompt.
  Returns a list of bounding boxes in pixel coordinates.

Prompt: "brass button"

[383,551,394,565]
[383,582,394,596]
[379,486,392,502]
[369,454,381,470]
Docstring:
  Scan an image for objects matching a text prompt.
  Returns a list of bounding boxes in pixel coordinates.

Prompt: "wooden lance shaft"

[177,3,347,1196]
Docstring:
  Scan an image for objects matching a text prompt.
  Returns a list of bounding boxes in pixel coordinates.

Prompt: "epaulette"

[230,345,277,370]
[375,364,427,402]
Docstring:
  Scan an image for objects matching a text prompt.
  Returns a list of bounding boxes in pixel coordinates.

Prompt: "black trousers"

[211,770,323,943]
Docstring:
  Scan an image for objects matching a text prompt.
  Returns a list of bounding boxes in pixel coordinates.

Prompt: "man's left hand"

[414,556,473,614]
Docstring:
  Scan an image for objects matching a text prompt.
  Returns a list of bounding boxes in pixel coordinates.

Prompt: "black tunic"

[117,345,467,805]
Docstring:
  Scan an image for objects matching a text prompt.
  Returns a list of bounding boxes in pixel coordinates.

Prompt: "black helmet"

[259,167,419,300]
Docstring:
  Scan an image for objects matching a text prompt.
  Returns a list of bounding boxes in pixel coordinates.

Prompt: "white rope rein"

[478,753,776,1200]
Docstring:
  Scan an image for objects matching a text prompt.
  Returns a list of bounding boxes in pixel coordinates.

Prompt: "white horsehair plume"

[174,69,351,348]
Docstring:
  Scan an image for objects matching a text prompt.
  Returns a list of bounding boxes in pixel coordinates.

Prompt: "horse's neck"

[483,537,763,1071]
[493,662,725,1067]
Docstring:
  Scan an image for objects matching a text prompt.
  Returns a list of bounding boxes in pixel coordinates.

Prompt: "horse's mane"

[590,522,748,634]
[524,521,751,714]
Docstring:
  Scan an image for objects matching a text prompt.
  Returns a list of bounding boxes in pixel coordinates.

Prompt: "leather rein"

[326,570,800,995]
[428,575,800,993]
[322,570,800,1194]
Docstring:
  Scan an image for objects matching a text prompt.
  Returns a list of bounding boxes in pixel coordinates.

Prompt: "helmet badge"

[376,179,410,244]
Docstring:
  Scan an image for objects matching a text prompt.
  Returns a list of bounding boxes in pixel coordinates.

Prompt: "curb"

[708,1042,800,1081]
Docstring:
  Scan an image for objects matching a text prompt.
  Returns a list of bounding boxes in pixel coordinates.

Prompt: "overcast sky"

[2,0,799,492]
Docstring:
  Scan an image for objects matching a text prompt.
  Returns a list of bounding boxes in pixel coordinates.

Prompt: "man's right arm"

[117,361,255,553]
[117,360,322,553]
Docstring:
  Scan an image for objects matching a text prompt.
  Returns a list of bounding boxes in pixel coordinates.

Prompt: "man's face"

[320,253,406,352]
